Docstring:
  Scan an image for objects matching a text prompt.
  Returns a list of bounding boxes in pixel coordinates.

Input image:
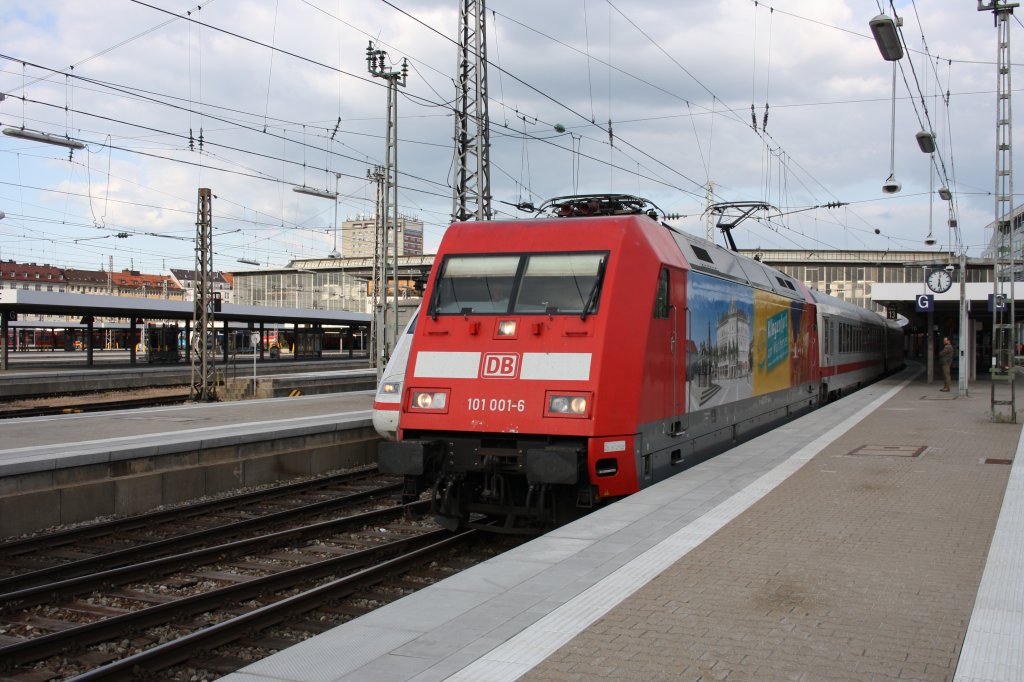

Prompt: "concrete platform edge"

[953,413,1024,681]
[445,370,921,681]
[0,412,373,477]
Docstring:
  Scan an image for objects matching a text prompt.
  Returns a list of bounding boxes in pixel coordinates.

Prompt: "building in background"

[0,261,66,292]
[1,261,183,299]
[230,255,433,315]
[341,214,424,259]
[168,268,232,303]
[738,249,992,314]
[3,248,998,323]
[981,203,1024,279]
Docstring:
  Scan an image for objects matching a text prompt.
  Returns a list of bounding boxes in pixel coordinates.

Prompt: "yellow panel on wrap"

[752,290,792,395]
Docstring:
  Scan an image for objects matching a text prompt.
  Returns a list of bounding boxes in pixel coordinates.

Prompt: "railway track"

[0,468,519,680]
[0,393,190,419]
[0,467,400,584]
[66,530,490,681]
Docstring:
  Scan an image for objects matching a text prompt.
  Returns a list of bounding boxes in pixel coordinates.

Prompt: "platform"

[0,392,377,536]
[0,391,374,462]
[222,365,1024,681]
[0,356,371,398]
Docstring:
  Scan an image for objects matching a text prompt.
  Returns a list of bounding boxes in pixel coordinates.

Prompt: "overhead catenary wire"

[9,1,983,222]
[0,0,996,269]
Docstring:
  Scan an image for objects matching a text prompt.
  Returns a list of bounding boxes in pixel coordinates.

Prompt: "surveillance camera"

[882,180,902,194]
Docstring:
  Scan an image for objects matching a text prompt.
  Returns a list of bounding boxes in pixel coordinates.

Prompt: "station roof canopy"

[0,290,370,326]
[871,282,1023,321]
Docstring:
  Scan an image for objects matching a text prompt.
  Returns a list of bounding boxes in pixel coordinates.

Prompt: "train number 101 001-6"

[467,397,526,412]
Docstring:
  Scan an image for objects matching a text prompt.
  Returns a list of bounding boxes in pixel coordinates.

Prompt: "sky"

[0,0,1014,275]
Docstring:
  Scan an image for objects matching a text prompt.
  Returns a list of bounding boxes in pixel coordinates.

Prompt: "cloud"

[0,0,1009,272]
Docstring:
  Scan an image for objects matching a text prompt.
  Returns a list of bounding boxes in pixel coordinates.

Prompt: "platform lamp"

[329,173,341,259]
[292,173,342,259]
[870,13,904,195]
[917,129,940,247]
[292,185,337,200]
[916,130,937,154]
[2,127,85,150]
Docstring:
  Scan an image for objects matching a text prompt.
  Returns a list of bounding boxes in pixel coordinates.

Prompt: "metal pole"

[1,312,8,371]
[391,85,400,354]
[381,81,391,369]
[332,173,340,258]
[367,166,383,375]
[451,0,491,222]
[252,331,258,398]
[367,42,409,370]
[959,251,969,396]
[982,0,1019,419]
[924,266,934,384]
[190,187,216,401]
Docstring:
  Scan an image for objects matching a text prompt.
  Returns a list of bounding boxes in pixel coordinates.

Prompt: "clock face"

[926,269,953,293]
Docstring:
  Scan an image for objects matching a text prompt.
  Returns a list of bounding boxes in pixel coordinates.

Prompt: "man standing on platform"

[940,337,954,392]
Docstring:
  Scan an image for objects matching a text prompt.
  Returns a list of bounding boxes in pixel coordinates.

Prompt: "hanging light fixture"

[882,173,901,194]
[3,127,85,150]
[870,13,904,195]
[292,185,338,200]
[869,14,904,61]
[916,130,937,154]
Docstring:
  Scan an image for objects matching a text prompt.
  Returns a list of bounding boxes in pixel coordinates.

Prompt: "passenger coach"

[379,195,902,532]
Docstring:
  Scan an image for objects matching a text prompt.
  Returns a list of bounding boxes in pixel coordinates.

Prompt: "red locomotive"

[379,195,903,533]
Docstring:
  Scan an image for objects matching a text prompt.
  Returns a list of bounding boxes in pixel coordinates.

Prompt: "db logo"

[481,352,520,378]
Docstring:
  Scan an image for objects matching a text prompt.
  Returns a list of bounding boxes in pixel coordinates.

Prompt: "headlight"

[380,380,401,395]
[545,392,591,418]
[410,389,448,411]
[496,319,518,337]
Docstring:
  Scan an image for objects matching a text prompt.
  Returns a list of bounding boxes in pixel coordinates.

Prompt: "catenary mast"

[452,0,491,222]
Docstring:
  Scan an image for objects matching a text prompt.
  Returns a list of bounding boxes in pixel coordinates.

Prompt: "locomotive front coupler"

[432,472,467,531]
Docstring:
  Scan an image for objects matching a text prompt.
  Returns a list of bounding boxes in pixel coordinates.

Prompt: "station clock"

[926,268,953,294]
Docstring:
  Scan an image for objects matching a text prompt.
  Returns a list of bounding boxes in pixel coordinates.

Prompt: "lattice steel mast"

[980,0,1018,421]
[367,164,386,379]
[190,187,216,401]
[452,0,491,222]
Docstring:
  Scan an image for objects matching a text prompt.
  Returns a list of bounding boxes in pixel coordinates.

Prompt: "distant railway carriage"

[372,308,419,441]
[379,195,903,533]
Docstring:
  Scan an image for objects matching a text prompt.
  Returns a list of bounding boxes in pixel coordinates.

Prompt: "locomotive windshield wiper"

[580,258,607,320]
[428,274,443,320]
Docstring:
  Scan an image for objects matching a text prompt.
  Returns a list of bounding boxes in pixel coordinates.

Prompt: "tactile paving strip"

[846,444,926,457]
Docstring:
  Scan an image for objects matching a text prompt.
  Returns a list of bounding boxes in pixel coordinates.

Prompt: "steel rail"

[67,528,474,681]
[0,478,403,596]
[0,505,441,670]
[0,394,190,418]
[0,466,382,554]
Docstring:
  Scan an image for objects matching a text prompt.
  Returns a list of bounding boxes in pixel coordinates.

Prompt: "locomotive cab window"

[429,251,608,316]
[431,255,519,314]
[514,253,606,315]
[654,268,670,318]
